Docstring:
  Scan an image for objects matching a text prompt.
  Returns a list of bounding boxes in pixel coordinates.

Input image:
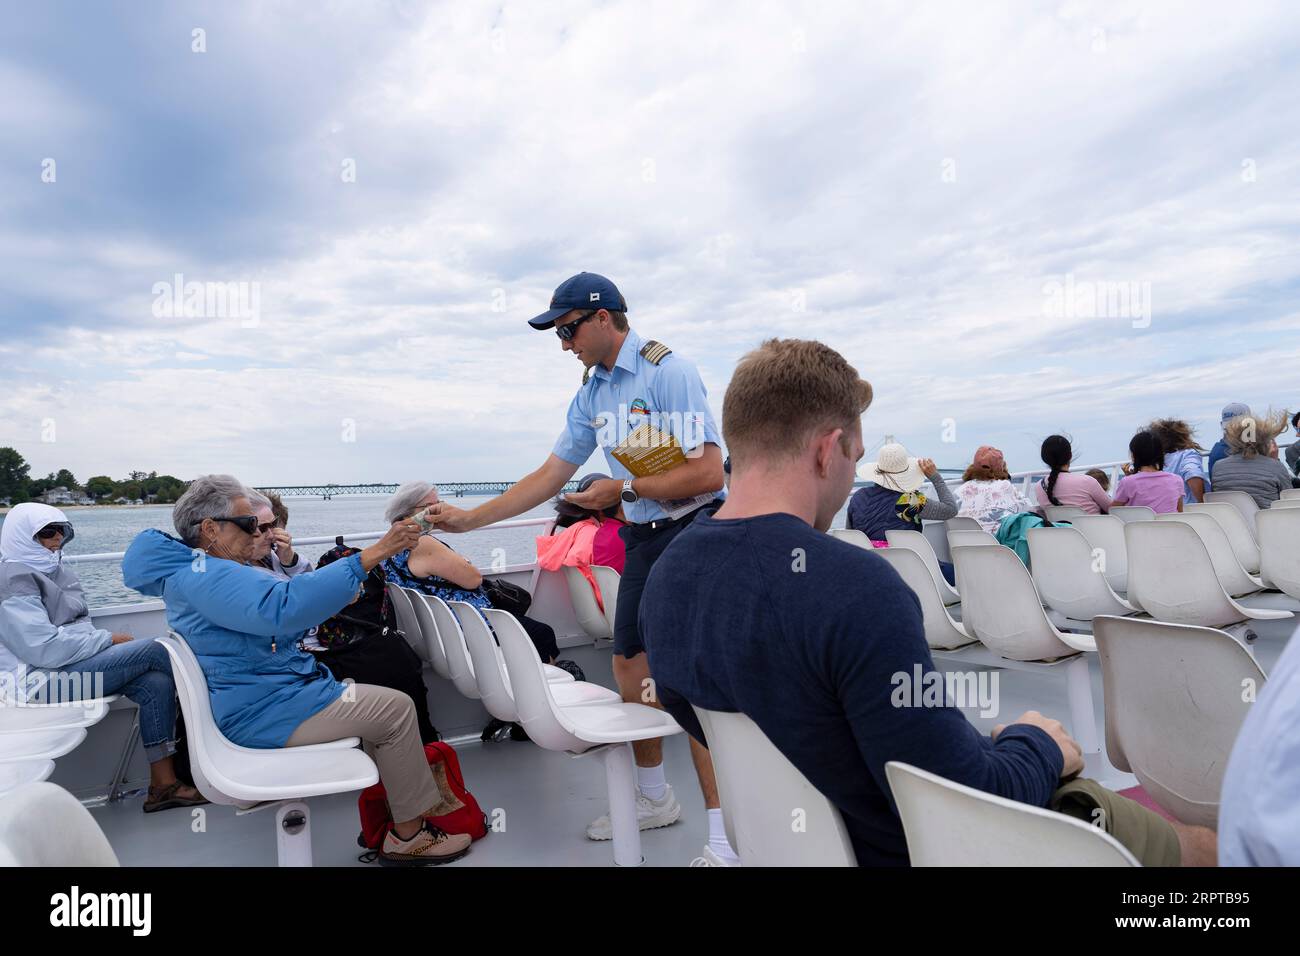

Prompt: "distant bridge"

[255,481,581,500]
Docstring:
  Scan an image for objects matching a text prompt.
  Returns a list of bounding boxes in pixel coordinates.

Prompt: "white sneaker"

[586,785,682,841]
[689,845,741,867]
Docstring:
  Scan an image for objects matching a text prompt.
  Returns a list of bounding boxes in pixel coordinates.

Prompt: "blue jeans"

[32,637,179,764]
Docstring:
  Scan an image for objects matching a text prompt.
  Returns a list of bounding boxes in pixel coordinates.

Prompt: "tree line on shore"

[0,447,188,505]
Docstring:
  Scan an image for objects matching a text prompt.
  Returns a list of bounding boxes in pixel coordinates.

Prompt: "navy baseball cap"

[528,272,628,330]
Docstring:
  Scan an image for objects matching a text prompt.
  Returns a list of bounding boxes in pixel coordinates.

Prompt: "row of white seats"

[0,694,119,798]
[387,586,681,867]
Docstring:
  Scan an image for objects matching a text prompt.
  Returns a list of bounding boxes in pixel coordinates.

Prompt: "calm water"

[1,492,857,607]
[0,495,562,607]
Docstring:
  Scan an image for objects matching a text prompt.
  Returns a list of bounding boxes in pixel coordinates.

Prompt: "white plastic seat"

[389,586,450,679]
[1279,488,1300,500]
[1093,615,1264,829]
[0,782,119,866]
[885,529,960,605]
[408,591,480,698]
[160,635,378,866]
[1155,512,1262,597]
[1258,507,1300,601]
[884,762,1138,866]
[1267,498,1300,510]
[692,706,856,866]
[876,549,975,650]
[950,544,1098,757]
[947,528,1001,549]
[1042,505,1086,522]
[1066,514,1130,595]
[1187,501,1261,571]
[0,696,111,734]
[1204,490,1260,536]
[0,726,87,763]
[453,603,620,722]
[1027,527,1138,622]
[561,565,619,641]
[0,759,55,798]
[829,528,874,549]
[944,516,982,533]
[1123,521,1292,630]
[1109,506,1155,523]
[492,606,683,866]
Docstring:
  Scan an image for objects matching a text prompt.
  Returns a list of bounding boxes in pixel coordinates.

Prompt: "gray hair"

[173,474,253,546]
[385,480,436,525]
[246,489,272,513]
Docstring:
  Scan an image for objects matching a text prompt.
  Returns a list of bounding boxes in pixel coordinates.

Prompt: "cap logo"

[590,292,600,301]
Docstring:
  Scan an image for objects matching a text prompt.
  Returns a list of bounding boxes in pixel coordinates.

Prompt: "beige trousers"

[286,684,438,823]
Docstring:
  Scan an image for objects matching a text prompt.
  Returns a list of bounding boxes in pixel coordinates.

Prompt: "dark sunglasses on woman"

[35,522,75,544]
[191,514,260,535]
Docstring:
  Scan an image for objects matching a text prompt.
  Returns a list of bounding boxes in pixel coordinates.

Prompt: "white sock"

[636,763,667,801]
[708,809,739,862]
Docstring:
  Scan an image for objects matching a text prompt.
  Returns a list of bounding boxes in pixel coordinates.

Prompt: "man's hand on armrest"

[993,710,1083,780]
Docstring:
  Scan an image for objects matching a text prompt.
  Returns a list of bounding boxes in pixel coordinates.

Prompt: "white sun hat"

[860,442,926,493]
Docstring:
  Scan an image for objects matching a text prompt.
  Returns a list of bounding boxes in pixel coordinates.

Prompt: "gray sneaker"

[586,785,682,841]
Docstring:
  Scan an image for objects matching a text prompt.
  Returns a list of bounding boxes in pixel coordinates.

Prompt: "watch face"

[621,489,637,502]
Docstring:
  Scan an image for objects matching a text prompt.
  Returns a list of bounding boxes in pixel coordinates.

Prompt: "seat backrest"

[1257,507,1300,600]
[414,593,480,699]
[485,608,578,751]
[1123,521,1244,628]
[1027,526,1129,620]
[884,762,1137,866]
[876,549,972,650]
[0,781,119,866]
[829,528,874,549]
[1268,498,1300,510]
[944,516,982,533]
[589,566,620,635]
[947,529,1000,549]
[1109,505,1155,523]
[562,566,612,641]
[885,529,960,604]
[158,635,240,806]
[1093,615,1265,828]
[693,706,856,866]
[449,602,517,722]
[1204,490,1261,530]
[950,545,1076,661]
[1155,512,1258,597]
[1066,514,1129,594]
[1043,505,1086,522]
[1280,488,1300,500]
[386,585,432,665]
[398,587,451,680]
[1188,502,1261,569]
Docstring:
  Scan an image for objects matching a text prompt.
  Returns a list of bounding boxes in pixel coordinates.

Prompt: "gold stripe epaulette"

[640,340,672,365]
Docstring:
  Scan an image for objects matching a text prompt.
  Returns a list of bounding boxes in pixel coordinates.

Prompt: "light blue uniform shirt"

[1219,621,1300,865]
[552,328,723,524]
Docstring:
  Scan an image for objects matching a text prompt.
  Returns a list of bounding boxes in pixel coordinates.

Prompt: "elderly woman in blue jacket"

[0,502,205,813]
[121,475,471,866]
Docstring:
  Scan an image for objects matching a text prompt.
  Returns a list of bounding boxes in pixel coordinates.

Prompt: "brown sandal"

[143,781,209,813]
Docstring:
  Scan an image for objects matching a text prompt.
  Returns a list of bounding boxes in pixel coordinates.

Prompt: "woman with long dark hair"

[1033,435,1110,514]
[1111,430,1184,514]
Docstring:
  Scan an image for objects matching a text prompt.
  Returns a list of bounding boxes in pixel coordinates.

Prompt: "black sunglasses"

[555,310,600,341]
[193,515,260,535]
[35,522,74,544]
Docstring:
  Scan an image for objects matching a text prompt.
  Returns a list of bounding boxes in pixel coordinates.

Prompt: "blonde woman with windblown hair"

[1210,408,1300,508]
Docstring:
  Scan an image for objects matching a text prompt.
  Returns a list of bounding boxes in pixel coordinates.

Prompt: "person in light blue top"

[1219,621,1300,865]
[428,272,735,863]
[1149,418,1208,504]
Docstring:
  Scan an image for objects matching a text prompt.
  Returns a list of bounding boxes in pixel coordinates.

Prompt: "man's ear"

[815,427,845,477]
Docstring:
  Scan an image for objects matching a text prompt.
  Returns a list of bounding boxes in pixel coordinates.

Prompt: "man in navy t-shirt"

[640,338,1213,866]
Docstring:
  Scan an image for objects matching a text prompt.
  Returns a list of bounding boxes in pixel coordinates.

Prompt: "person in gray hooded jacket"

[0,502,205,812]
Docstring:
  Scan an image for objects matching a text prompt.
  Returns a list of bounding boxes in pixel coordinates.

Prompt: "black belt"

[636,505,709,534]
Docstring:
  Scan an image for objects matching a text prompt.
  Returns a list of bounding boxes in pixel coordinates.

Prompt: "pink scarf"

[535,520,607,612]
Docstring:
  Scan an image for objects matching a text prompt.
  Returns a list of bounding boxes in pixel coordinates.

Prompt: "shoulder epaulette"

[640,340,672,365]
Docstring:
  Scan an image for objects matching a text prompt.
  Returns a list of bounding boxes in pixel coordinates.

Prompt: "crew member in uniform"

[427,272,737,863]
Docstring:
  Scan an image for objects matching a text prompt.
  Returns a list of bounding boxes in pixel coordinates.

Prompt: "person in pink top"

[535,473,627,615]
[1033,435,1111,514]
[1111,430,1185,514]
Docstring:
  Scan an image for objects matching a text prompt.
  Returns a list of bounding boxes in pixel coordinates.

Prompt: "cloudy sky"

[2,0,1298,488]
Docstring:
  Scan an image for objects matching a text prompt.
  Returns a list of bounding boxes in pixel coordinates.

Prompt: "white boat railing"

[61,516,558,567]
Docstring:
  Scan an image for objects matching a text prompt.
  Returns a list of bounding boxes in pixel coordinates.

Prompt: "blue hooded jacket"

[122,528,367,748]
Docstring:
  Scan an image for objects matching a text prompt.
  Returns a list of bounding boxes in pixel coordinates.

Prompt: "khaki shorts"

[1050,778,1181,867]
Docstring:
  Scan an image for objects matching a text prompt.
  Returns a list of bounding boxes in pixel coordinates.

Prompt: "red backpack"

[357,742,488,855]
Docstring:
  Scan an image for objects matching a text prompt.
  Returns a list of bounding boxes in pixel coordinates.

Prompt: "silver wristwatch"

[620,478,639,504]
